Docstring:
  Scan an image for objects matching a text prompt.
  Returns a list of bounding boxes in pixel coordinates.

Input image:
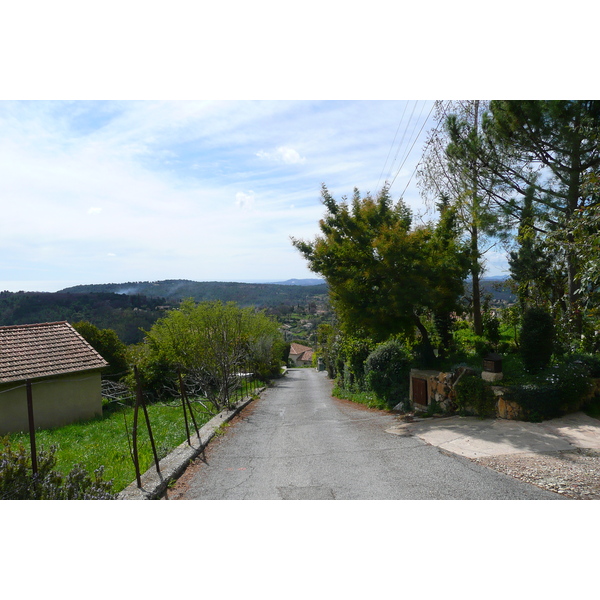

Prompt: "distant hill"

[271,278,325,286]
[0,290,172,345]
[1,280,331,345]
[59,279,329,309]
[465,276,516,305]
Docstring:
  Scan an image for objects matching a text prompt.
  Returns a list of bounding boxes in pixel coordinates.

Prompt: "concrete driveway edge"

[117,387,266,500]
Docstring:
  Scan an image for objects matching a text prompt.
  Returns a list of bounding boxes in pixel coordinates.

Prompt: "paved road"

[171,368,560,500]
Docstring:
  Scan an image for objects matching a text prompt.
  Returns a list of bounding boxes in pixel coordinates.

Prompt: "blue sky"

[0,99,514,292]
[2,3,591,294]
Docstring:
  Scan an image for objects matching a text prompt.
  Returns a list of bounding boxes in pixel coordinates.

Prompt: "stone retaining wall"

[411,369,600,420]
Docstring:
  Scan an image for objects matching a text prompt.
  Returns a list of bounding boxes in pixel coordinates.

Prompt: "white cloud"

[235,191,256,210]
[87,207,102,214]
[257,146,306,165]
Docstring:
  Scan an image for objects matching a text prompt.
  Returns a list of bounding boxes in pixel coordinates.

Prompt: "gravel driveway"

[472,449,600,499]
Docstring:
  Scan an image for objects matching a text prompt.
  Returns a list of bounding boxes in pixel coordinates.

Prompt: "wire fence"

[4,364,265,487]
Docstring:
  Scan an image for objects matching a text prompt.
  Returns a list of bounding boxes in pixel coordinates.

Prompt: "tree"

[291,185,469,363]
[520,307,555,373]
[140,300,283,409]
[72,321,129,380]
[455,101,600,336]
[418,100,509,336]
[507,186,562,310]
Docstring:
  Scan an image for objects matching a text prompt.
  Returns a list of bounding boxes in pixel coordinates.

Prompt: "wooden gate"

[412,377,428,406]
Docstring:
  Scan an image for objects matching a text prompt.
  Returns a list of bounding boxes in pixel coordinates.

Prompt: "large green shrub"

[0,437,116,500]
[364,340,412,405]
[454,374,495,417]
[520,307,555,372]
[338,335,376,391]
[483,312,501,346]
[506,357,593,421]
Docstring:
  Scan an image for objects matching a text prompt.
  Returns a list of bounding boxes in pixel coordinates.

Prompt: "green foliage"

[500,304,521,349]
[520,307,554,373]
[332,385,390,411]
[505,384,560,422]
[72,321,129,380]
[316,323,338,378]
[0,290,171,344]
[137,300,283,409]
[364,339,412,406]
[62,279,329,310]
[505,356,594,421]
[568,353,600,378]
[453,326,494,357]
[338,334,377,391]
[482,312,501,346]
[125,344,177,402]
[454,374,495,417]
[292,185,470,363]
[0,437,116,500]
[8,398,215,492]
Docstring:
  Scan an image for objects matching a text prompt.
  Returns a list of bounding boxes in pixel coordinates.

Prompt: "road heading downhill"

[169,368,560,500]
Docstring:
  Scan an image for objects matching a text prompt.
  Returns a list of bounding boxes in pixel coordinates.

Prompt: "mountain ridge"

[58,279,329,306]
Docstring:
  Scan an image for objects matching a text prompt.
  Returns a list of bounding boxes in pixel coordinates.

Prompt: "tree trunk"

[471,227,483,336]
[413,313,436,365]
[471,100,484,337]
[567,118,583,335]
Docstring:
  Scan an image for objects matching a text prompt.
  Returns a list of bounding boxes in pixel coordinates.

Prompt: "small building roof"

[289,343,313,363]
[0,321,109,384]
[289,343,313,356]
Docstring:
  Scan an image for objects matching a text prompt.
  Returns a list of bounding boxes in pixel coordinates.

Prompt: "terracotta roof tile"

[289,343,313,355]
[0,321,109,384]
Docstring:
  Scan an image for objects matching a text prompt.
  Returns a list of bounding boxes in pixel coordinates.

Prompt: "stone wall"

[410,368,520,420]
[411,367,600,421]
[428,371,457,413]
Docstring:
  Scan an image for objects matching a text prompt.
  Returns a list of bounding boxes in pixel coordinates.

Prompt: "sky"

[1,3,593,295]
[0,99,514,293]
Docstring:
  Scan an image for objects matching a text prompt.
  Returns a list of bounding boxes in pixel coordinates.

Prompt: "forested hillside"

[60,279,329,308]
[0,291,172,344]
[0,280,330,345]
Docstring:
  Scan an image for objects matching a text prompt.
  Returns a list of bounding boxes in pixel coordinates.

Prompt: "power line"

[390,101,428,184]
[376,102,408,193]
[391,100,455,204]
[389,100,436,190]
[386,101,419,184]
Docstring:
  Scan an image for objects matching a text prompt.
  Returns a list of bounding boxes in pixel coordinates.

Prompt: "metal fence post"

[26,380,37,475]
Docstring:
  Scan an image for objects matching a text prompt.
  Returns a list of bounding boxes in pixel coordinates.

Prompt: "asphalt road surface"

[170,368,560,500]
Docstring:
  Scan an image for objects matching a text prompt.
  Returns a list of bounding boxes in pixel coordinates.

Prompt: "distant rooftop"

[289,343,313,362]
[0,321,108,384]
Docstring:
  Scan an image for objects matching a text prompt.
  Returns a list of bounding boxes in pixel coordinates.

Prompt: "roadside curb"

[117,387,266,500]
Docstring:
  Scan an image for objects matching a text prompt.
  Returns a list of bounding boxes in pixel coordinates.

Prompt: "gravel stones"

[473,448,600,499]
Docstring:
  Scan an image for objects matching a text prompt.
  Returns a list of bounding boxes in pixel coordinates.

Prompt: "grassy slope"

[9,401,214,492]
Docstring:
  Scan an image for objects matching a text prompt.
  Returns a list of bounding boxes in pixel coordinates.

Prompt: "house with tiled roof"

[0,321,109,434]
[288,342,314,367]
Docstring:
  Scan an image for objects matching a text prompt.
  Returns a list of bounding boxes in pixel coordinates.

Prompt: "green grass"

[7,378,267,493]
[332,385,392,410]
[8,399,215,493]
